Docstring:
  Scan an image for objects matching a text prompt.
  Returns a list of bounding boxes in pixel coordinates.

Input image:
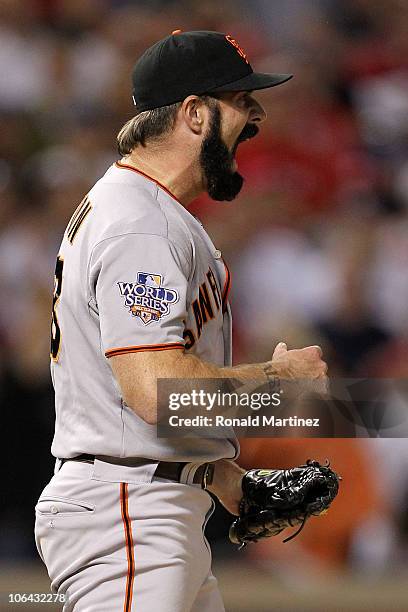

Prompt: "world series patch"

[117,272,179,325]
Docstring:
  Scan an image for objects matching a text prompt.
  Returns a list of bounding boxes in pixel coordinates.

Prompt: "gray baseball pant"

[34,458,225,611]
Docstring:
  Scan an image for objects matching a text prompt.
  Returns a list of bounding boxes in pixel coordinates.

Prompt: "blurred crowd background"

[1,0,408,605]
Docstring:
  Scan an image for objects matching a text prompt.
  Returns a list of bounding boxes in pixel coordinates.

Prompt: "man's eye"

[238,94,250,106]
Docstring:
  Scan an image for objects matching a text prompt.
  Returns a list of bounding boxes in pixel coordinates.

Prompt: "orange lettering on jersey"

[183,328,195,350]
[225,34,249,64]
[66,195,92,244]
[192,299,203,338]
[198,282,214,322]
[50,255,64,362]
[189,268,222,341]
[207,268,221,310]
[221,259,231,313]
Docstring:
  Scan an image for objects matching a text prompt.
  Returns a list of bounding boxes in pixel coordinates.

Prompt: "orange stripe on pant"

[120,483,135,612]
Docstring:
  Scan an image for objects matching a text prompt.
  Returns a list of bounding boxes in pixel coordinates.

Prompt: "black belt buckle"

[202,463,215,490]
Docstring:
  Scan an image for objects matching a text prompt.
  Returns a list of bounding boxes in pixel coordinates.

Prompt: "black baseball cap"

[132,30,293,111]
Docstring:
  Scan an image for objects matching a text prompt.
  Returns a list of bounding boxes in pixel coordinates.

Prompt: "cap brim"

[209,72,293,93]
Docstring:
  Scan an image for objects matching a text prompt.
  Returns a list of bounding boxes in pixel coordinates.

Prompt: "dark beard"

[199,103,258,202]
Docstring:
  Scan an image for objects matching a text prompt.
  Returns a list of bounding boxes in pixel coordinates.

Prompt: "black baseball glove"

[229,459,340,547]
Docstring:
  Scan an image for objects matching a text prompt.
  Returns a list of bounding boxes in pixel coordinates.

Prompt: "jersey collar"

[115,161,182,205]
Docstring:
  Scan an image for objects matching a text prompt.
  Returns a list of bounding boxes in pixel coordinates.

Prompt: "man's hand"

[268,342,328,396]
[207,459,245,516]
[271,342,328,379]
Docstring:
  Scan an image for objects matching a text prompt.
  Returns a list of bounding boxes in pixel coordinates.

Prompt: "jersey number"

[51,256,64,361]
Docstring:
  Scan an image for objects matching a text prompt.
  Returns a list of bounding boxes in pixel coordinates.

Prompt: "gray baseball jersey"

[50,161,238,462]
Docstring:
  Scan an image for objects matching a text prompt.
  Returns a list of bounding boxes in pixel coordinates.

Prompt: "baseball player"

[35,31,335,611]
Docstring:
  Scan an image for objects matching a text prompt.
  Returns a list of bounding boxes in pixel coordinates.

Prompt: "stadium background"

[1,0,408,609]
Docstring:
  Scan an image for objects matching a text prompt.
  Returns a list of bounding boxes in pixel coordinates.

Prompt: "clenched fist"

[268,342,329,396]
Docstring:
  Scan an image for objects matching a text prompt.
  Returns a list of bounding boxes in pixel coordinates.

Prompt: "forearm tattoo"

[262,363,281,394]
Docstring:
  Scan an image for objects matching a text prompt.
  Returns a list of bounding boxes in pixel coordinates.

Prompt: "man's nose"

[249,98,267,123]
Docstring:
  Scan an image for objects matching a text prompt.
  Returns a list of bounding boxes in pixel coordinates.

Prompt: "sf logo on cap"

[225,34,249,64]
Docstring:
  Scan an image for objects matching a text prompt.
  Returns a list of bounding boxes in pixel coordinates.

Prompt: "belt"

[59,455,215,490]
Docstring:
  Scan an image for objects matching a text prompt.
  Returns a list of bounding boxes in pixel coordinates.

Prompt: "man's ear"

[180,96,207,135]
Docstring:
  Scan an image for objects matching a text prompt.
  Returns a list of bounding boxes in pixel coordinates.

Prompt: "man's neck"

[123,145,203,206]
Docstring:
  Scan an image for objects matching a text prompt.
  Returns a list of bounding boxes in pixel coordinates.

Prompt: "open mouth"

[232,136,247,156]
[232,124,259,155]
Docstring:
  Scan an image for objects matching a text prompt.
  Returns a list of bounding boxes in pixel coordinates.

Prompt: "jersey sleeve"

[89,233,191,357]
